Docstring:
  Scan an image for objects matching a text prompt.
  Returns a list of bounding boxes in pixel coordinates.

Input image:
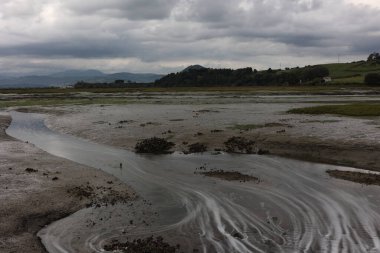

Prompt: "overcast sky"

[0,0,379,75]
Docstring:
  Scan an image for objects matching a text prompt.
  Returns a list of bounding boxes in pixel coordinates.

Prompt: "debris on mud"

[193,109,219,113]
[327,170,380,186]
[68,185,94,200]
[162,130,173,135]
[118,120,135,124]
[230,122,290,131]
[187,143,207,153]
[224,136,255,154]
[135,137,175,154]
[93,121,108,125]
[139,122,161,127]
[67,184,132,207]
[103,236,180,253]
[195,166,259,182]
[199,170,259,182]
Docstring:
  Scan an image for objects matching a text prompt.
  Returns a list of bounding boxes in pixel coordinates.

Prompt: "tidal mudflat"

[2,92,380,252]
[43,94,380,171]
[0,114,134,253]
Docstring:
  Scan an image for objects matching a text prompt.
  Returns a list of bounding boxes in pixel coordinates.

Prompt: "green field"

[288,103,380,117]
[321,61,380,84]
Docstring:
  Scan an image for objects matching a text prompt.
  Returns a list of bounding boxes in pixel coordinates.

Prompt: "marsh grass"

[288,103,380,117]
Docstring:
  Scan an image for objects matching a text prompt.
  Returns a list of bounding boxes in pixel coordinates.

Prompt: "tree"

[301,66,329,81]
[364,73,380,86]
[367,52,380,63]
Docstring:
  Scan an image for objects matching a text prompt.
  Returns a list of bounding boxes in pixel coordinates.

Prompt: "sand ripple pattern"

[7,112,380,253]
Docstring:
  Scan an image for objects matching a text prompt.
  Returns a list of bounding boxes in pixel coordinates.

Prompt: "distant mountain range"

[0,69,164,88]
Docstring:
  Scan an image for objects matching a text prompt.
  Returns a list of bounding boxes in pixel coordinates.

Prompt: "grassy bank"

[288,103,380,116]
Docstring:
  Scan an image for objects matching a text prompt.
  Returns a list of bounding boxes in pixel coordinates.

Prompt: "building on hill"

[323,76,332,83]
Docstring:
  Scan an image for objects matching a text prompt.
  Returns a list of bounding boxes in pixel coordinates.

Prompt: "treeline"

[73,80,150,88]
[364,52,380,85]
[367,52,380,63]
[154,66,329,87]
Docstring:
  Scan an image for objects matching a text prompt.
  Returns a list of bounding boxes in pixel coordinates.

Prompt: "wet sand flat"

[0,115,134,253]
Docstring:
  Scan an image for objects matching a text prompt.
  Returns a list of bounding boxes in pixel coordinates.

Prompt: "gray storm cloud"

[0,0,379,74]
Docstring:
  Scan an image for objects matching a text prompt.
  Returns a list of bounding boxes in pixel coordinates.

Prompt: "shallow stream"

[6,111,380,253]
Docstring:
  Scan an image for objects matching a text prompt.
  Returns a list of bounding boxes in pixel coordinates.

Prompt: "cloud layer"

[0,0,379,75]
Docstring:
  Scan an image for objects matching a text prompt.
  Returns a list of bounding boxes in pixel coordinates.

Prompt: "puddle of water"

[6,111,380,253]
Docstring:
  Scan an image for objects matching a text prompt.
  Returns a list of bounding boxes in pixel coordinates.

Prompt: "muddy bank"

[0,114,135,253]
[44,103,380,172]
[255,134,380,171]
[326,169,380,185]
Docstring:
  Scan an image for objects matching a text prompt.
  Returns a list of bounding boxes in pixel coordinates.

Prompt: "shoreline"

[256,134,380,171]
[43,103,380,172]
[0,114,135,253]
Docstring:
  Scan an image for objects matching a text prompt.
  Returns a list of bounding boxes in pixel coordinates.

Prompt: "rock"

[25,168,38,173]
[135,137,175,154]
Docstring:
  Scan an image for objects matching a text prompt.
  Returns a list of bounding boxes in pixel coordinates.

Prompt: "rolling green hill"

[320,61,380,84]
[154,58,380,87]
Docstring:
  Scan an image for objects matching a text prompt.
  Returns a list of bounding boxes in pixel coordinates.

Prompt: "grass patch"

[288,103,380,116]
[332,76,364,84]
[224,136,256,154]
[327,170,380,186]
[187,143,208,153]
[135,137,175,154]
